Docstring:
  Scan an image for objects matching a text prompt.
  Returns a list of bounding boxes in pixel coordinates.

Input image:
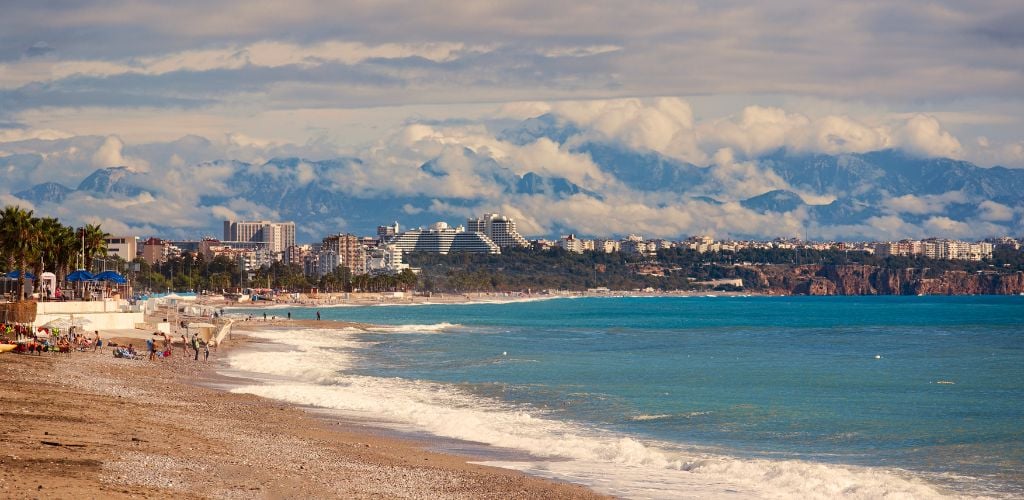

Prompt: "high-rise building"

[391,222,500,254]
[319,233,367,275]
[223,220,296,254]
[466,213,530,248]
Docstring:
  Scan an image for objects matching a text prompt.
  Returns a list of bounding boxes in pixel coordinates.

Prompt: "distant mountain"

[761,149,1024,204]
[741,190,806,213]
[7,115,1024,241]
[76,166,147,197]
[14,182,73,204]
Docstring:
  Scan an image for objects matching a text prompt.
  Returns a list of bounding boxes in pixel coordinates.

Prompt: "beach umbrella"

[94,270,127,284]
[42,318,73,329]
[66,269,95,282]
[4,270,35,279]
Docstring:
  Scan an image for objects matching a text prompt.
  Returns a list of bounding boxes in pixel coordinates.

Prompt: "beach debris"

[40,440,86,447]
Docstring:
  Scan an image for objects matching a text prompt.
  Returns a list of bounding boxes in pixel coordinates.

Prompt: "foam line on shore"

[222,325,951,499]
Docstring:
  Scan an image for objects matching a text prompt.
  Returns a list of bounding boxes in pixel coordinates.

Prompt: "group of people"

[178,332,211,361]
[1,324,104,355]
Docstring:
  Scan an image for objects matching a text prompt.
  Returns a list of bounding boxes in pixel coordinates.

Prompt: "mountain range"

[8,114,1024,241]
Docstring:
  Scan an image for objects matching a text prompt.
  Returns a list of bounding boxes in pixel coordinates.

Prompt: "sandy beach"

[0,321,604,499]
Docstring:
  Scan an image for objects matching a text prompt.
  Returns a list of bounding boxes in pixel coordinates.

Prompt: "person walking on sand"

[191,334,200,361]
[93,331,102,352]
[316,310,320,321]
[287,311,291,320]
[180,334,189,356]
[146,336,156,361]
[204,340,210,361]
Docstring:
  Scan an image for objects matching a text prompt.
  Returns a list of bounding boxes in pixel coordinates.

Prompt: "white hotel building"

[390,222,500,254]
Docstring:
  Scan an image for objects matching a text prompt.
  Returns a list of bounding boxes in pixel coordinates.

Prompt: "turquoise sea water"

[229,296,1024,498]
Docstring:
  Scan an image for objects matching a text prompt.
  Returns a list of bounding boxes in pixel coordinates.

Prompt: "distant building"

[377,222,400,242]
[874,239,992,261]
[223,220,296,255]
[141,238,179,265]
[319,233,367,276]
[466,213,530,248]
[104,236,138,261]
[559,234,584,254]
[391,222,500,254]
[593,239,619,253]
[284,244,312,267]
[366,244,409,275]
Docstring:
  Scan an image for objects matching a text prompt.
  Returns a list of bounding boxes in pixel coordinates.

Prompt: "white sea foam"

[365,322,460,333]
[224,327,954,500]
[631,414,673,421]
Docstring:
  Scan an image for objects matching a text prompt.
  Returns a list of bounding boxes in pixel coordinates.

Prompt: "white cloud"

[977,200,1015,222]
[552,97,706,164]
[894,114,962,158]
[885,191,968,215]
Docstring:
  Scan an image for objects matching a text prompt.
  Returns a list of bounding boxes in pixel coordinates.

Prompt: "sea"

[225,295,1024,499]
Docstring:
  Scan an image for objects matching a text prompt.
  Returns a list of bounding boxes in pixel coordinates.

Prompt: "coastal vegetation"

[407,246,1024,294]
[0,205,108,300]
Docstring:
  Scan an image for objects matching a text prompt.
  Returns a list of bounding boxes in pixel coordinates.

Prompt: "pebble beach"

[0,321,604,499]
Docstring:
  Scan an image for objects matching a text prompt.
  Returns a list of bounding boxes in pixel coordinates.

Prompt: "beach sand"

[0,324,605,499]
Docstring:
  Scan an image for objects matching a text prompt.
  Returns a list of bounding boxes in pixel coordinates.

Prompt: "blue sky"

[1,1,1022,238]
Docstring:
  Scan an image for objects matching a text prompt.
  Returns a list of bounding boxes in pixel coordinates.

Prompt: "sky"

[1,1,1022,239]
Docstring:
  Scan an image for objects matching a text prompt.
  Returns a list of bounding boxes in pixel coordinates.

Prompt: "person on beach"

[180,334,188,356]
[93,331,102,352]
[204,340,210,361]
[191,334,200,361]
[316,310,321,321]
[147,336,156,361]
[263,312,267,321]
[287,312,291,320]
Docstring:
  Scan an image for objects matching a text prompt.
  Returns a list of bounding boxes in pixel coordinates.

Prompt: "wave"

[365,322,460,333]
[224,328,952,500]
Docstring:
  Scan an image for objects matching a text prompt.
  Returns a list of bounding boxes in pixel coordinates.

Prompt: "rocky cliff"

[746,265,1024,296]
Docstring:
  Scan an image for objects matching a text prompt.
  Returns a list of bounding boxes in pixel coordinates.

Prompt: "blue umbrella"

[4,270,35,279]
[94,270,127,284]
[66,269,95,282]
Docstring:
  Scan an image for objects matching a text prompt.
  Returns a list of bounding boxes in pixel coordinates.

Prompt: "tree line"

[0,205,109,301]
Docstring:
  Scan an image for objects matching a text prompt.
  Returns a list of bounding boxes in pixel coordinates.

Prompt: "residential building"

[104,236,138,261]
[223,220,296,255]
[593,239,619,253]
[366,244,410,274]
[319,233,367,275]
[377,222,400,242]
[141,238,178,265]
[284,244,312,267]
[559,234,584,254]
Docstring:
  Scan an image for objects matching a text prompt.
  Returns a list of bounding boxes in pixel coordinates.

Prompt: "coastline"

[0,321,605,499]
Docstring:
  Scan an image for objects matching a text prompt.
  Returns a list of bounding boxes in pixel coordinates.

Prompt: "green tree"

[78,224,109,271]
[0,206,38,301]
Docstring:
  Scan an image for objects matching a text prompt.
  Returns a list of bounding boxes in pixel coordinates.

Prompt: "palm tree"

[50,224,79,281]
[78,224,109,271]
[0,206,37,301]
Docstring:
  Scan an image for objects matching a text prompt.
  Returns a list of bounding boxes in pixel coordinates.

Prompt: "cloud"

[551,98,705,164]
[885,191,968,215]
[894,114,963,158]
[977,200,1015,221]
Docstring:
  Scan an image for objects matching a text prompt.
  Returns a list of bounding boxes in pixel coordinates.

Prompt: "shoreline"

[0,321,605,499]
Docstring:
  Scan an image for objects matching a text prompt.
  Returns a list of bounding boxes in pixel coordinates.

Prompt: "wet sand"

[0,324,605,499]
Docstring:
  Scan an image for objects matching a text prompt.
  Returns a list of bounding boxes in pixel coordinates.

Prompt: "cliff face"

[747,265,1024,295]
